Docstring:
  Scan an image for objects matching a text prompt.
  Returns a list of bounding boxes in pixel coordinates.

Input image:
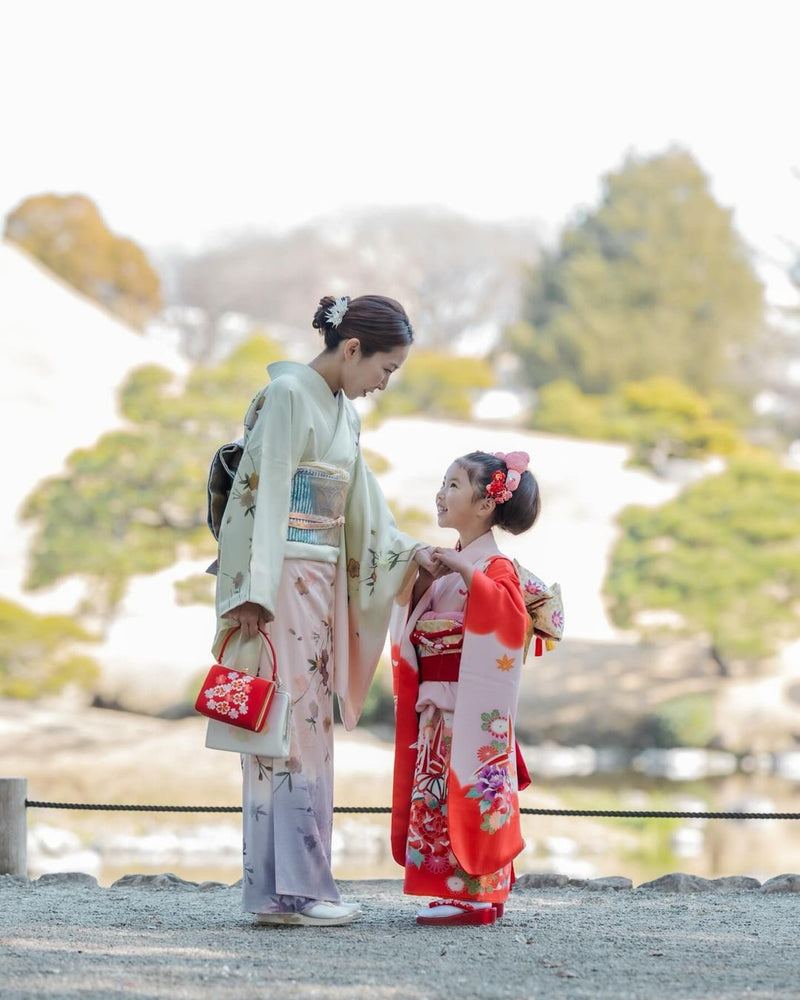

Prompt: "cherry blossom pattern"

[205,671,254,720]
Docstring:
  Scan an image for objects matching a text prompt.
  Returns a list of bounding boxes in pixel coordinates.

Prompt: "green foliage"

[358,657,396,726]
[531,376,744,468]
[368,351,494,423]
[0,598,99,698]
[605,454,800,663]
[21,334,282,619]
[506,148,764,395]
[4,193,161,330]
[529,379,608,439]
[362,448,390,475]
[392,505,434,537]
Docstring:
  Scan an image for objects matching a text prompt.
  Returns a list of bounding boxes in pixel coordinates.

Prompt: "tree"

[505,148,765,395]
[20,334,282,624]
[367,350,495,422]
[0,598,99,698]
[604,454,800,669]
[532,376,743,468]
[4,193,161,330]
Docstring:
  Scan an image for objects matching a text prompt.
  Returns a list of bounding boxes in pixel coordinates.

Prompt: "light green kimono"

[215,360,420,729]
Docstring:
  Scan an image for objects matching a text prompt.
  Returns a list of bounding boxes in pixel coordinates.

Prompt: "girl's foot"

[415,899,496,926]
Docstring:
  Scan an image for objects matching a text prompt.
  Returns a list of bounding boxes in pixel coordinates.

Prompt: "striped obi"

[287,463,350,546]
[410,611,465,682]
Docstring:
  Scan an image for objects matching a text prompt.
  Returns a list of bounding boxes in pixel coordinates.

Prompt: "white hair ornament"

[326,296,349,328]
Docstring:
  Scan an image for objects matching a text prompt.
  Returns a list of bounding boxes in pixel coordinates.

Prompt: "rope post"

[0,777,28,877]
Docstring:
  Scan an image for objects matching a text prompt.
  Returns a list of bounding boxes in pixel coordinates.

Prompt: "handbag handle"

[217,625,278,683]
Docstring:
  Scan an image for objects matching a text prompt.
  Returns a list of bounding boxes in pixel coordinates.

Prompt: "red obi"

[410,613,464,683]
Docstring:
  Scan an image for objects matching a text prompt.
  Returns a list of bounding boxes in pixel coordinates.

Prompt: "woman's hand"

[413,545,438,575]
[223,601,274,639]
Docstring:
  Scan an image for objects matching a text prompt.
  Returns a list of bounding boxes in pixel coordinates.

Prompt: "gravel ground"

[2,875,799,1000]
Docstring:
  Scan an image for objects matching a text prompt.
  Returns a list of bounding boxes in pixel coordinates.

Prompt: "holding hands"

[412,545,473,597]
[429,546,474,585]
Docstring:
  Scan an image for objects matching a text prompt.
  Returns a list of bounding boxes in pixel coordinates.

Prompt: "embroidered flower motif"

[551,609,564,629]
[204,670,254,719]
[237,488,256,513]
[465,755,515,834]
[484,810,505,832]
[488,715,510,740]
[347,558,360,579]
[294,575,309,595]
[496,653,515,672]
[423,853,453,875]
[474,763,506,802]
[446,875,465,893]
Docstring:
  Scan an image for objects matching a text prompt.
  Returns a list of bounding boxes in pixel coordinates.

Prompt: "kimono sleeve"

[215,378,311,619]
[335,449,423,729]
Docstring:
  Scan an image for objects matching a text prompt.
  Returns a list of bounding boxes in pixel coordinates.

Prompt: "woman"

[213,294,431,927]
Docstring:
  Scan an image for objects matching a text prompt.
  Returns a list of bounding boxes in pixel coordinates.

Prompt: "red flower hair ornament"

[485,451,530,503]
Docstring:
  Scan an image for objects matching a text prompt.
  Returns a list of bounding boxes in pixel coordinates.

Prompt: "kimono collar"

[267,361,344,415]
[456,530,500,565]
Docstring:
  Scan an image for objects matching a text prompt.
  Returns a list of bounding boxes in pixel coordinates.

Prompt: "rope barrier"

[24,800,800,819]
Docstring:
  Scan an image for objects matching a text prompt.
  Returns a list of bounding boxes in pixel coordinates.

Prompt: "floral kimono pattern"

[212,361,420,913]
[390,532,528,905]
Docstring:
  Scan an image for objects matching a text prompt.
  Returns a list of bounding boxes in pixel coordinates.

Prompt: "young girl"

[390,450,541,926]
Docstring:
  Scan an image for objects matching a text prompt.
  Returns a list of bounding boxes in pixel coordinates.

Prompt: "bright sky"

[1,0,799,301]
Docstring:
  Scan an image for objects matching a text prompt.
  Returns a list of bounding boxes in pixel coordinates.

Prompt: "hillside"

[0,239,187,612]
[2,239,800,749]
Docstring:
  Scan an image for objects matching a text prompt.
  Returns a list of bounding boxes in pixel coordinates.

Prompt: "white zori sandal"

[255,901,362,926]
[415,899,497,926]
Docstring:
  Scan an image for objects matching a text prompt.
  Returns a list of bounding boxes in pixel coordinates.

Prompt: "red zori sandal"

[416,899,497,926]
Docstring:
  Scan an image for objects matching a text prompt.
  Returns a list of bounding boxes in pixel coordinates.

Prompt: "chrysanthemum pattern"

[463,709,516,834]
[404,707,511,900]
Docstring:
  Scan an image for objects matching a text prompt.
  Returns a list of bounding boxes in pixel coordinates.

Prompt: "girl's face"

[435,461,484,533]
[341,342,409,400]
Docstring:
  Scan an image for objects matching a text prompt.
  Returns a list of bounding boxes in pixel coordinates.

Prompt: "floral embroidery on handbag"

[204,670,257,721]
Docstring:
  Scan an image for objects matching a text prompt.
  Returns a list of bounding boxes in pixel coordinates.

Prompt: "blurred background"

[2,0,799,886]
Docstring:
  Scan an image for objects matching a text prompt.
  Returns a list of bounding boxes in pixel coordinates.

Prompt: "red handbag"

[194,626,277,732]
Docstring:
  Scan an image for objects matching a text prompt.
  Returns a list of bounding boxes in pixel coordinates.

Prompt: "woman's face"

[342,342,410,400]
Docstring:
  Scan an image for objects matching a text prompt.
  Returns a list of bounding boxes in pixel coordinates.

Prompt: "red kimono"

[390,531,530,904]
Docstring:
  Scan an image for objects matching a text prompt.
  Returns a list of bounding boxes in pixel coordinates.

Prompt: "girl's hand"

[430,547,472,584]
[223,601,274,639]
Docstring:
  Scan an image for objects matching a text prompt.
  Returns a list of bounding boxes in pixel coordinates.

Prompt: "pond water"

[27,749,800,888]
